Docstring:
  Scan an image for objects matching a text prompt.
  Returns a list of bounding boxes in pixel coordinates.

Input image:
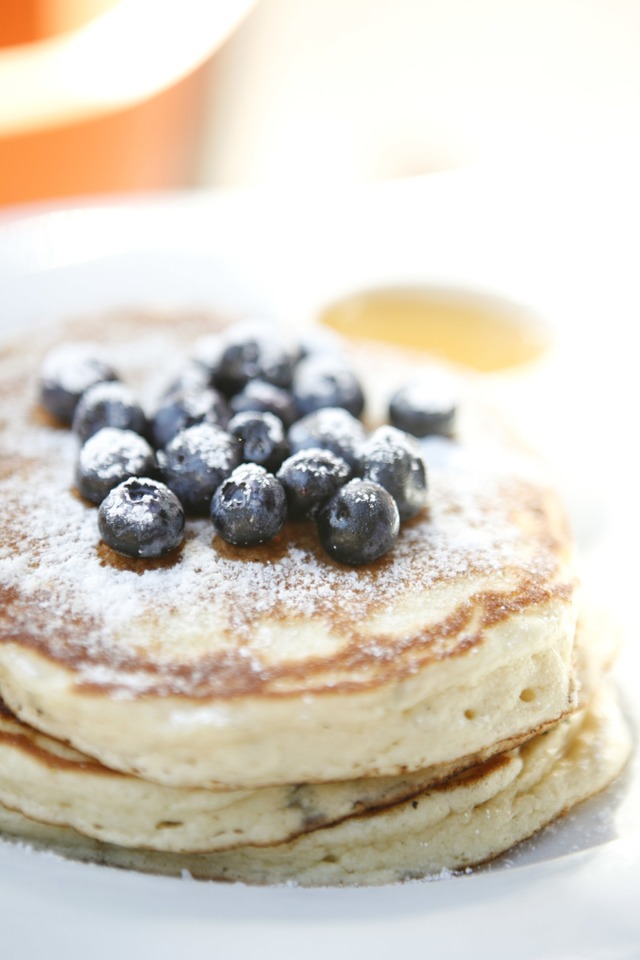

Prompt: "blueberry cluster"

[39,322,456,565]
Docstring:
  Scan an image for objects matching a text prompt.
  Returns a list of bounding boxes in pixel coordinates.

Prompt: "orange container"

[0,67,212,205]
[0,0,117,46]
[0,0,255,206]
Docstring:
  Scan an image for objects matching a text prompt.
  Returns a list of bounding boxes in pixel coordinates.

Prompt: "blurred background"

[1,0,640,206]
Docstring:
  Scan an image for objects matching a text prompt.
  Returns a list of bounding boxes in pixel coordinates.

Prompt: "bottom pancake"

[0,680,630,886]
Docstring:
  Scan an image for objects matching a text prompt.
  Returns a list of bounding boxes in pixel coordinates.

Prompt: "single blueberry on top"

[388,374,458,438]
[162,422,240,514]
[360,424,428,521]
[277,447,352,520]
[213,320,296,396]
[190,333,225,385]
[39,342,118,424]
[211,463,287,546]
[76,427,158,505]
[291,354,365,418]
[161,361,212,398]
[287,407,365,469]
[151,386,230,449]
[98,477,185,558]
[227,410,289,473]
[72,380,147,444]
[297,326,349,360]
[229,379,299,428]
[317,478,400,565]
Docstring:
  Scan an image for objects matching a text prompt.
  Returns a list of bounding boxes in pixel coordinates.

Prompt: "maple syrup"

[320,287,550,372]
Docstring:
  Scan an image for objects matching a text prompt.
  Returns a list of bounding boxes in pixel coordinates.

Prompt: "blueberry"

[287,407,365,469]
[76,427,158,505]
[291,354,365,418]
[227,410,289,473]
[162,361,212,398]
[229,380,299,428]
[72,380,147,444]
[162,422,239,514]
[211,463,287,546]
[151,386,230,449]
[277,448,352,520]
[213,321,296,396]
[360,425,427,521]
[98,477,185,558]
[388,375,458,437]
[190,334,225,385]
[297,327,349,360]
[317,479,400,565]
[39,342,117,424]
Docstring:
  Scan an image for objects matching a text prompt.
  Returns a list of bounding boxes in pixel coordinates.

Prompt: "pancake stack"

[0,311,631,886]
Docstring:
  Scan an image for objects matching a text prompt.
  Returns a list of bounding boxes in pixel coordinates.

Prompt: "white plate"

[0,166,638,959]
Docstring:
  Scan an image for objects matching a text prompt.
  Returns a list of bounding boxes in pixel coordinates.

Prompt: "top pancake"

[0,311,578,789]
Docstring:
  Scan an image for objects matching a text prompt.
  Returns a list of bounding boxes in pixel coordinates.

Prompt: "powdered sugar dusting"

[281,447,350,480]
[166,422,236,469]
[399,371,458,414]
[79,428,154,482]
[39,341,116,395]
[0,313,570,698]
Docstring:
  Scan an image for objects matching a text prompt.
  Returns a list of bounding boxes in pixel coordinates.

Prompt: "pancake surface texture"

[0,312,579,794]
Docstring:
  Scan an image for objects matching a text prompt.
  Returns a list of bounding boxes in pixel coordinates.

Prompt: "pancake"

[0,613,618,855]
[0,680,630,886]
[0,311,579,791]
[0,693,540,854]
[0,693,502,854]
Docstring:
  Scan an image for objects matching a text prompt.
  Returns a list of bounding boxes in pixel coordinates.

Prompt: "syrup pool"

[320,287,551,372]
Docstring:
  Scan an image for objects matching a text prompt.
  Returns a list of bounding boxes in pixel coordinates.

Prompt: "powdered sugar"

[166,422,237,470]
[39,341,116,395]
[397,372,458,415]
[78,428,154,481]
[0,313,569,697]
